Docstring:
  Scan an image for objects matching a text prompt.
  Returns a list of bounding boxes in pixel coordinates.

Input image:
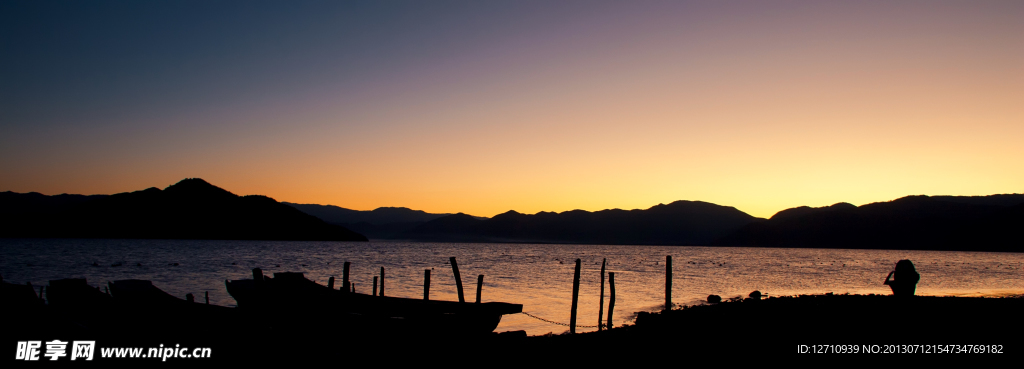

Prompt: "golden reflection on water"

[2,239,1023,336]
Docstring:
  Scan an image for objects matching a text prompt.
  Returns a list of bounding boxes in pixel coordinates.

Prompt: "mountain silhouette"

[282,204,460,225]
[0,178,367,241]
[5,181,1020,251]
[718,194,1024,251]
[282,203,476,239]
[401,201,762,245]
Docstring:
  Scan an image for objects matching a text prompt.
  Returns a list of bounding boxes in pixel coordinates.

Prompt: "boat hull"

[226,271,522,335]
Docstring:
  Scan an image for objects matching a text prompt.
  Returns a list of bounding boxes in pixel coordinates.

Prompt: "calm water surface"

[2,239,1022,335]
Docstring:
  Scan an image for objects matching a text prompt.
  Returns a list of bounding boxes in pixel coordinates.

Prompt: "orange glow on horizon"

[2,2,1021,219]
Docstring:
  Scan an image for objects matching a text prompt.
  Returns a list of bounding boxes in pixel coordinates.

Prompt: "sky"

[2,1,1022,219]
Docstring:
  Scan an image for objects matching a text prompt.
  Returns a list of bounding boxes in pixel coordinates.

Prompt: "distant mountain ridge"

[286,194,1022,251]
[0,179,367,241]
[282,203,463,225]
[400,201,763,245]
[3,180,1020,251]
[282,203,479,239]
[719,194,1024,252]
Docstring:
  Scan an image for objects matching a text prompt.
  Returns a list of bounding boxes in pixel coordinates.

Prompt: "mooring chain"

[518,312,602,329]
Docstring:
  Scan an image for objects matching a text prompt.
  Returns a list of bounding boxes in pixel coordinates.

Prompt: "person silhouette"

[884,259,920,297]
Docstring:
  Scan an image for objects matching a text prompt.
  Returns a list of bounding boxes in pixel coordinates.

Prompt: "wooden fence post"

[373,276,378,296]
[570,258,581,334]
[343,261,351,291]
[424,269,431,300]
[608,272,616,329]
[328,276,335,289]
[598,258,606,330]
[380,267,385,297]
[450,257,465,303]
[476,275,484,303]
[665,255,672,311]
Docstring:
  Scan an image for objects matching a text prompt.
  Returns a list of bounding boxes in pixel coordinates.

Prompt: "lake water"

[2,239,1022,336]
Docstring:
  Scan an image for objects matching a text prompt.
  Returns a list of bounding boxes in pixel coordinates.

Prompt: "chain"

[518,312,602,329]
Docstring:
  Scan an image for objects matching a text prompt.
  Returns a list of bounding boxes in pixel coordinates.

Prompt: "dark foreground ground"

[4,293,1023,365]
[532,294,1024,362]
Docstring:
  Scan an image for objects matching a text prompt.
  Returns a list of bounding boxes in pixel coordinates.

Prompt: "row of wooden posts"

[327,257,488,304]
[569,258,616,334]
[322,255,675,334]
[568,255,673,334]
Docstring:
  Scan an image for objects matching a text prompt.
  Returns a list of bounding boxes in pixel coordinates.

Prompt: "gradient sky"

[2,1,1022,218]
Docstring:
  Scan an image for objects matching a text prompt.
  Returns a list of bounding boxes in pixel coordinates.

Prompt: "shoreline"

[5,291,1022,363]
[517,293,1024,363]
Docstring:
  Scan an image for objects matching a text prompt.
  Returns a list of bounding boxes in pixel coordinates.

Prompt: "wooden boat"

[102,279,242,338]
[108,279,188,306]
[0,277,43,311]
[226,269,523,335]
[106,279,232,314]
[45,278,112,330]
[0,277,45,339]
[46,278,111,309]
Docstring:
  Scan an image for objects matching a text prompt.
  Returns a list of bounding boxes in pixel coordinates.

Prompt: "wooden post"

[373,276,378,296]
[450,257,465,303]
[205,291,209,304]
[608,272,616,329]
[186,293,194,303]
[665,255,672,311]
[379,267,385,297]
[423,269,431,300]
[351,283,355,293]
[328,276,335,289]
[343,261,351,291]
[598,258,606,330]
[475,275,484,303]
[570,258,581,334]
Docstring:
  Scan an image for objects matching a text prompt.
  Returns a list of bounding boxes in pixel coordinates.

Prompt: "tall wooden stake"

[476,275,484,303]
[665,255,672,311]
[608,272,616,329]
[598,258,606,330]
[372,276,378,296]
[343,261,351,291]
[570,258,581,334]
[379,267,385,297]
[423,269,431,300]
[328,276,335,289]
[450,257,465,303]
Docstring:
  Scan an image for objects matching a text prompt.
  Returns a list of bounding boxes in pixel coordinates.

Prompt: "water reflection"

[1,239,1022,335]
